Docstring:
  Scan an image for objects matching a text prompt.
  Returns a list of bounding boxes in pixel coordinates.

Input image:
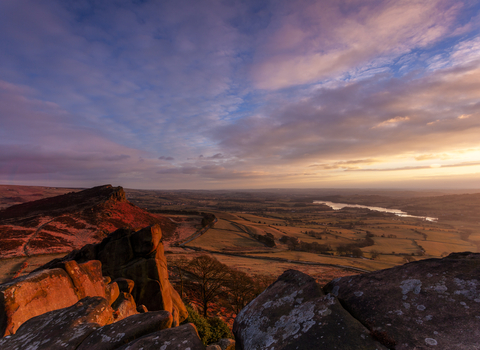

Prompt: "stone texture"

[114,277,135,294]
[0,297,113,350]
[105,282,120,305]
[112,292,138,321]
[137,305,148,313]
[324,252,480,350]
[211,338,235,350]
[0,268,79,336]
[116,322,205,350]
[233,269,387,350]
[0,259,115,336]
[62,260,106,299]
[77,310,173,350]
[206,345,222,350]
[41,225,188,326]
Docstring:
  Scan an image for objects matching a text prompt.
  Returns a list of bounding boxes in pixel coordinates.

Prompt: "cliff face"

[0,185,176,258]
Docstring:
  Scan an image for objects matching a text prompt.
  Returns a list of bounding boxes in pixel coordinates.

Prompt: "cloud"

[212,58,480,167]
[250,0,463,89]
[309,159,381,170]
[158,156,175,161]
[373,116,410,129]
[349,161,480,172]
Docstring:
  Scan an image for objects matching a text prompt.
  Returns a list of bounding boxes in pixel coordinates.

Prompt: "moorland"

[1,185,479,287]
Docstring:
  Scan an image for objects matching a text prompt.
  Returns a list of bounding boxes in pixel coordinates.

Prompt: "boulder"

[0,259,114,336]
[112,292,138,321]
[233,269,387,350]
[76,310,173,350]
[105,282,120,305]
[0,268,79,336]
[0,296,113,350]
[324,252,480,349]
[116,322,205,350]
[62,260,106,299]
[42,225,188,326]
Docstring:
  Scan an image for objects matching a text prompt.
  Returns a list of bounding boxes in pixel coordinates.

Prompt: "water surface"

[314,200,438,222]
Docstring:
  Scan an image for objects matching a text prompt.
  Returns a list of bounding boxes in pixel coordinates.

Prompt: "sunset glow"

[0,0,479,189]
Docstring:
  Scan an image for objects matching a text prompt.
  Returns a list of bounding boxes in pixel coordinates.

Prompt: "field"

[146,188,480,280]
[1,186,479,284]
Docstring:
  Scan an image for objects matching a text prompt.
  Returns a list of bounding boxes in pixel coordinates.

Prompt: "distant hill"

[0,185,176,258]
[0,185,79,210]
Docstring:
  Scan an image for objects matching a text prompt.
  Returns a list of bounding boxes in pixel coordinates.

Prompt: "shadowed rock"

[40,225,188,326]
[210,338,235,350]
[324,252,480,350]
[0,297,113,350]
[233,269,386,350]
[112,292,138,321]
[116,323,205,350]
[77,310,173,350]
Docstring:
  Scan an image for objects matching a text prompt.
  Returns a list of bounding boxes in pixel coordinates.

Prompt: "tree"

[169,256,189,300]
[370,249,380,259]
[186,255,231,317]
[225,270,258,314]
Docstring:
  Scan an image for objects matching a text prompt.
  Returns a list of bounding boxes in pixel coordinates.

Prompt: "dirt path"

[23,218,56,257]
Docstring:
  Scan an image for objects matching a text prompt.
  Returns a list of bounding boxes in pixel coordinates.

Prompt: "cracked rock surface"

[324,252,480,349]
[233,269,386,350]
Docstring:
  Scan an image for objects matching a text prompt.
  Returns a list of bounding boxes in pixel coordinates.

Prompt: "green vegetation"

[182,305,232,345]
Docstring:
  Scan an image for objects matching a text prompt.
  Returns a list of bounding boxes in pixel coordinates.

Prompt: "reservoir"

[313,200,438,222]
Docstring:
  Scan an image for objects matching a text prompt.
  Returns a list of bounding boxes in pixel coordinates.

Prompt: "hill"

[0,185,176,258]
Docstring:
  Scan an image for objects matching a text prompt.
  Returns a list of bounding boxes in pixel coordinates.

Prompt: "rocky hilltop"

[0,185,175,258]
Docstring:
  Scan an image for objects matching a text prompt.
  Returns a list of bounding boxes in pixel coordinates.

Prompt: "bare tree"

[187,255,231,317]
[225,270,258,314]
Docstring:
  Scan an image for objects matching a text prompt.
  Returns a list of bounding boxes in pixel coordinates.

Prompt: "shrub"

[182,305,232,345]
[207,317,233,343]
[182,305,211,345]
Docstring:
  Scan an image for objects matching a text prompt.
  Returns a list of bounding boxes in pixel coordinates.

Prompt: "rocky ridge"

[0,185,176,258]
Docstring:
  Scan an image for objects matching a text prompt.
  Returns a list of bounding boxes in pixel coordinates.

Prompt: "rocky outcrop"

[324,252,480,349]
[76,310,173,350]
[234,253,480,349]
[0,297,183,350]
[0,185,176,259]
[0,259,122,336]
[0,296,114,350]
[116,323,205,350]
[38,225,188,326]
[0,224,193,349]
[233,269,387,350]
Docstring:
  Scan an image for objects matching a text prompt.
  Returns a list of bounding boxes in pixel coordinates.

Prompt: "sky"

[1,0,480,190]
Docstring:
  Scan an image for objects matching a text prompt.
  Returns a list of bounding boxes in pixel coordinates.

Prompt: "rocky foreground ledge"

[0,224,235,350]
[234,252,480,350]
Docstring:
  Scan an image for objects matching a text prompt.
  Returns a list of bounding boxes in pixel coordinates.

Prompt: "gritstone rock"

[116,322,205,350]
[0,296,113,350]
[233,269,387,350]
[324,252,480,350]
[0,260,115,336]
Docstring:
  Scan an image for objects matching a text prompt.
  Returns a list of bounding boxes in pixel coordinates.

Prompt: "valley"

[1,185,479,286]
